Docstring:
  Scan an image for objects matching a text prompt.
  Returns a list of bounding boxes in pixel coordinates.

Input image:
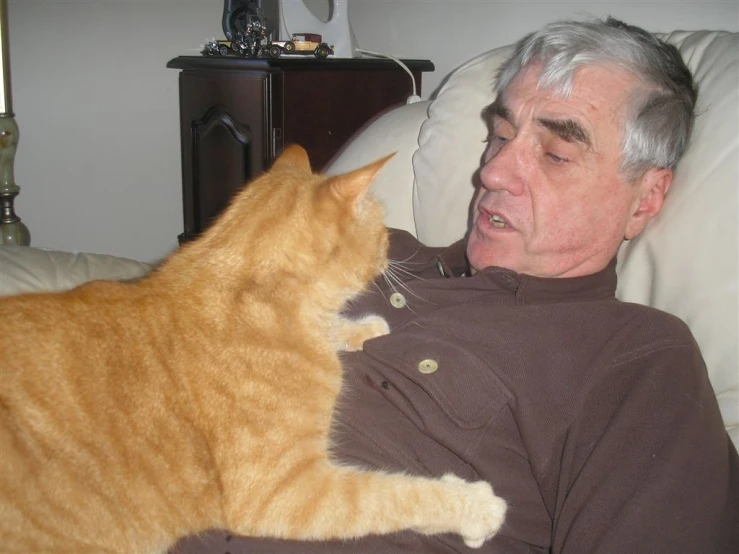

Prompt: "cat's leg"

[236,463,506,548]
[331,315,390,352]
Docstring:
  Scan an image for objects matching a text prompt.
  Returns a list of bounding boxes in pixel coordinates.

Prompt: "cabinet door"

[282,69,415,171]
[177,71,278,240]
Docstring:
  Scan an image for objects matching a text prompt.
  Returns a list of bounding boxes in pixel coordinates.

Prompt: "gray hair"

[495,17,698,181]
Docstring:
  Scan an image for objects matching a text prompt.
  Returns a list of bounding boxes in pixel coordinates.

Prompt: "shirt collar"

[436,238,618,305]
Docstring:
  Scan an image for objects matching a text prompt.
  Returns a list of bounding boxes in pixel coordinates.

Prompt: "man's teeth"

[489,215,507,228]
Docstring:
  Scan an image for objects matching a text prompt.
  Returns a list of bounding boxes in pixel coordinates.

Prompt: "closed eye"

[489,134,510,145]
[547,152,568,163]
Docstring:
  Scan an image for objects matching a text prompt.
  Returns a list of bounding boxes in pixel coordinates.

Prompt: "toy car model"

[268,33,334,59]
[202,17,267,58]
[203,39,242,57]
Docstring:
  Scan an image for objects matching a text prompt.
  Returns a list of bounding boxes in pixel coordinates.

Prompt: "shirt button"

[418,359,439,374]
[437,260,447,277]
[389,292,407,309]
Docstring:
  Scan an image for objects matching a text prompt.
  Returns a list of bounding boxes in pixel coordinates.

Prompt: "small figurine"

[243,18,267,57]
[202,39,222,57]
[202,8,268,58]
[202,31,335,60]
[267,33,334,59]
[201,0,332,60]
[202,38,239,57]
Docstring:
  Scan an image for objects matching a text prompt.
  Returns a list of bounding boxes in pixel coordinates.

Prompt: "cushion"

[412,45,513,247]
[616,31,738,444]
[0,246,152,297]
[325,100,431,236]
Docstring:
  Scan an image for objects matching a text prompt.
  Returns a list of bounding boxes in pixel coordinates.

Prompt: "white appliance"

[279,0,360,58]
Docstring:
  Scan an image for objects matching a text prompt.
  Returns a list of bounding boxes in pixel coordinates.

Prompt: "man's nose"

[479,139,526,196]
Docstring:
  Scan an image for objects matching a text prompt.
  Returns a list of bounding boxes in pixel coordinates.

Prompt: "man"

[175,18,738,553]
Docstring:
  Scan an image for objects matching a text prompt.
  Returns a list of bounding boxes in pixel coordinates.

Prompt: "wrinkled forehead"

[504,61,639,100]
[493,62,641,154]
[498,63,641,122]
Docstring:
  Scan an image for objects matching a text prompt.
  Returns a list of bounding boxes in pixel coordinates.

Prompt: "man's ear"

[624,168,673,240]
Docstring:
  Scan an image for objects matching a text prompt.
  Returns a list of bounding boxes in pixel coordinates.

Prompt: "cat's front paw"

[334,314,390,352]
[441,473,507,548]
[355,314,390,340]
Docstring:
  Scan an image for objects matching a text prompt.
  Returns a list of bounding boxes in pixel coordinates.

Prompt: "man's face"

[466,63,671,278]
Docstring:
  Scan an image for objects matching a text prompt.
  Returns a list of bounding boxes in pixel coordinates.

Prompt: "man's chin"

[466,234,519,274]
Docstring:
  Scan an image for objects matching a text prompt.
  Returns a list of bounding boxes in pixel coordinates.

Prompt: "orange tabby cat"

[0,145,506,553]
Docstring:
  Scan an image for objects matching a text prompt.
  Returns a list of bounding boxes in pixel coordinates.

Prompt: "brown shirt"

[174,230,738,553]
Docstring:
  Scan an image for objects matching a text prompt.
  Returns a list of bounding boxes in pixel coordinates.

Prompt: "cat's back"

[2,279,134,333]
[0,279,223,553]
[1,280,144,378]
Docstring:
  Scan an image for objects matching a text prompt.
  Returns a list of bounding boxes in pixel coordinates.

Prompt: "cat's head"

[204,145,392,301]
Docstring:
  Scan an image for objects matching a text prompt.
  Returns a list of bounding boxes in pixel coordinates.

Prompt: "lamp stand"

[0,0,29,245]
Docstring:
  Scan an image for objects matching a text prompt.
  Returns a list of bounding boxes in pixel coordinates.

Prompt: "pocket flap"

[363,328,512,429]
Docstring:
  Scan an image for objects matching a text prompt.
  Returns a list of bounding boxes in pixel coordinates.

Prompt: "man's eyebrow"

[484,100,593,149]
[485,99,514,126]
[537,118,592,148]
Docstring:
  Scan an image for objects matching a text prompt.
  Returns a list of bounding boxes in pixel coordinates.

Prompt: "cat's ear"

[271,145,312,173]
[326,153,395,212]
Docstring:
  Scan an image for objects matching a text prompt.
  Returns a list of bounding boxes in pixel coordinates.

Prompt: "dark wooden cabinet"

[167,56,434,243]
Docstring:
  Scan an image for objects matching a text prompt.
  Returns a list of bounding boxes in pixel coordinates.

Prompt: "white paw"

[441,474,507,548]
[356,314,390,338]
[334,314,390,352]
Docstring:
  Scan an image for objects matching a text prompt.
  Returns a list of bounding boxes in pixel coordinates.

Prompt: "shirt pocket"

[362,327,513,453]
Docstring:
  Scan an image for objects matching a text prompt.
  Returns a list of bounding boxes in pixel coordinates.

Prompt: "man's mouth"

[489,214,508,229]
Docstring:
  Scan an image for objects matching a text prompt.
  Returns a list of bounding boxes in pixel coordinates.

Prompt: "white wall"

[349,0,739,99]
[7,0,738,263]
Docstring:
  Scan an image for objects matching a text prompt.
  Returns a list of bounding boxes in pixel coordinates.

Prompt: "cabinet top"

[167,56,435,73]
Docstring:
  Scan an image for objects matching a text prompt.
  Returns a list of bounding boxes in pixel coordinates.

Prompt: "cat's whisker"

[372,279,388,296]
[381,272,401,297]
[379,273,423,317]
[389,248,426,265]
[387,261,432,283]
[382,268,406,294]
[384,267,435,306]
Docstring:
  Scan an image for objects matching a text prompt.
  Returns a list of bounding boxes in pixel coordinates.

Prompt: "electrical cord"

[278,10,420,105]
[356,48,421,104]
